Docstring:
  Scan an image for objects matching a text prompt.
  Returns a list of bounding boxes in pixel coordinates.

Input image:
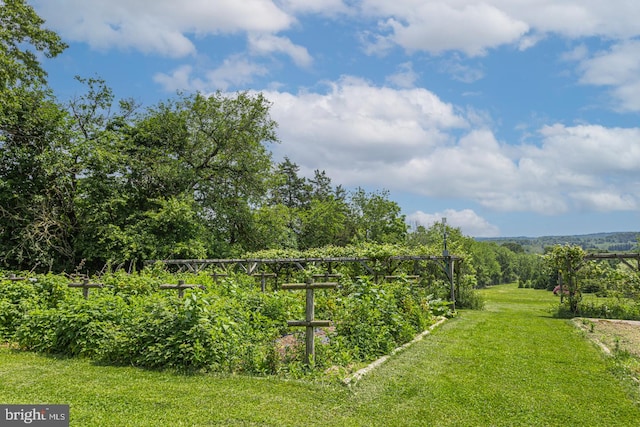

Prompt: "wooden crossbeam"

[282,278,338,365]
[3,274,26,281]
[159,280,205,298]
[69,278,103,299]
[252,272,277,292]
[210,272,229,282]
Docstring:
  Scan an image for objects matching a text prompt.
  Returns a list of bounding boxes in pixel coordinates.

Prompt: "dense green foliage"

[2,283,639,426]
[0,2,545,298]
[541,244,640,319]
[0,264,453,375]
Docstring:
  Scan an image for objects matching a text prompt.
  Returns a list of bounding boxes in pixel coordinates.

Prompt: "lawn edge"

[342,316,448,386]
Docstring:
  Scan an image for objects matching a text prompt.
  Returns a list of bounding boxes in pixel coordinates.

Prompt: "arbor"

[544,245,586,313]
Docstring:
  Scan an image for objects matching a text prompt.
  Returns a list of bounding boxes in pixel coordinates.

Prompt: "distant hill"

[477,232,640,254]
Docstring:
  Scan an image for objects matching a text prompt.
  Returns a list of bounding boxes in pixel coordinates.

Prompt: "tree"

[299,197,350,249]
[0,0,67,90]
[269,157,311,209]
[0,86,72,269]
[348,188,407,244]
[124,91,278,258]
[0,0,68,269]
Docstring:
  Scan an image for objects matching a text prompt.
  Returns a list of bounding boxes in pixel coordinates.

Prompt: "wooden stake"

[68,278,103,299]
[282,278,338,365]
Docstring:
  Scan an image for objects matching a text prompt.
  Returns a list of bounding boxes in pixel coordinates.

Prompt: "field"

[1,283,639,426]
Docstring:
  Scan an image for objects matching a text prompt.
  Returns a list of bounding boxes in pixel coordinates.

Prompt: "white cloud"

[263,76,468,172]
[360,1,640,56]
[154,56,269,91]
[385,62,419,88]
[372,2,529,56]
[577,40,640,112]
[262,79,640,216]
[279,0,352,15]
[32,0,293,57]
[248,34,313,68]
[407,209,500,237]
[570,191,637,212]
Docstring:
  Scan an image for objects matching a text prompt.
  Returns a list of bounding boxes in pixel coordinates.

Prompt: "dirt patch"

[574,318,640,357]
[275,327,335,359]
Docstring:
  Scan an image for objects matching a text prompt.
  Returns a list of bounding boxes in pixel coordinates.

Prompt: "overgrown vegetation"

[0,255,458,376]
[537,244,640,320]
[2,283,639,426]
[0,0,558,294]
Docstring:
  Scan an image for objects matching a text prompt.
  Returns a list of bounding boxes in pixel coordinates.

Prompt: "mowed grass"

[1,283,639,426]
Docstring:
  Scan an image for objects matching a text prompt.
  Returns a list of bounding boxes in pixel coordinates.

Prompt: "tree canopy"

[0,2,551,295]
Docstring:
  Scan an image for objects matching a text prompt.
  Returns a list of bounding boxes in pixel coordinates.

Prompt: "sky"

[29,0,640,238]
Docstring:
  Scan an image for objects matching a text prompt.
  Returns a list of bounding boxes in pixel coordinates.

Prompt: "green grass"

[2,283,639,426]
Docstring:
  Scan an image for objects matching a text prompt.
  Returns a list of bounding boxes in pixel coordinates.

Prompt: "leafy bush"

[3,263,458,376]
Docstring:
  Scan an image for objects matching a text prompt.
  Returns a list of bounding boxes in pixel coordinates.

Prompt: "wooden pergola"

[583,253,640,271]
[148,254,463,308]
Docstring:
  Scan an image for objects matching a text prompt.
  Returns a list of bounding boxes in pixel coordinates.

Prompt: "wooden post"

[69,278,103,299]
[447,258,455,311]
[159,280,205,298]
[252,272,277,292]
[210,272,228,283]
[282,277,337,366]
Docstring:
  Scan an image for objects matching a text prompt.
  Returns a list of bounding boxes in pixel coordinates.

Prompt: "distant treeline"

[479,232,640,254]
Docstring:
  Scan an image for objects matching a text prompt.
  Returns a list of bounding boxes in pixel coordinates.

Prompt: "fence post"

[68,278,103,299]
[281,277,338,366]
[159,280,205,298]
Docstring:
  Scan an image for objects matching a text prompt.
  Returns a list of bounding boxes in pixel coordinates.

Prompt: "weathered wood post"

[442,217,456,311]
[69,278,104,299]
[282,277,337,366]
[210,271,228,283]
[252,272,277,292]
[159,280,205,298]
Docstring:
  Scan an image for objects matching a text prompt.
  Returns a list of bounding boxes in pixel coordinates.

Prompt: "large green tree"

[0,0,66,91]
[348,188,407,244]
[0,0,68,269]
[122,91,278,259]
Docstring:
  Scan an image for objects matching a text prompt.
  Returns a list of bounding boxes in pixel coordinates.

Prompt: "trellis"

[147,254,462,307]
[554,252,640,304]
[583,253,640,271]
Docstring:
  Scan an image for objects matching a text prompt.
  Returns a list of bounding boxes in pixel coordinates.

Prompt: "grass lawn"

[1,283,639,426]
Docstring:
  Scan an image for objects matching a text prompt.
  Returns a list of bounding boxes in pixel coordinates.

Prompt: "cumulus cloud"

[407,209,500,237]
[367,2,529,56]
[263,76,467,171]
[359,1,640,56]
[32,0,293,57]
[575,40,640,112]
[262,78,640,215]
[154,56,269,91]
[248,34,313,68]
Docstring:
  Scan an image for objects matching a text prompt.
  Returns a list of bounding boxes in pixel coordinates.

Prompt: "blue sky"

[31,0,640,238]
